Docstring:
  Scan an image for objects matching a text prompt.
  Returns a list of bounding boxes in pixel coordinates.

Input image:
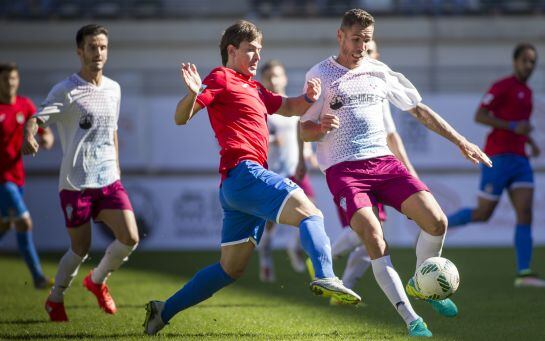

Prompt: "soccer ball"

[414,257,460,300]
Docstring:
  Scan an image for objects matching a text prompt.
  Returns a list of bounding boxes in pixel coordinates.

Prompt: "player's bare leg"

[83,209,139,314]
[45,222,91,322]
[258,220,276,282]
[350,206,424,330]
[401,190,458,317]
[508,187,544,287]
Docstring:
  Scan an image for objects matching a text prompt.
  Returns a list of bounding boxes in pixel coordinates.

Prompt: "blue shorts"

[219,161,301,246]
[0,182,29,222]
[479,154,534,201]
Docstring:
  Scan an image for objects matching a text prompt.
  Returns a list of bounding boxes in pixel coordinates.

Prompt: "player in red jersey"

[143,20,361,335]
[447,43,545,287]
[0,62,54,289]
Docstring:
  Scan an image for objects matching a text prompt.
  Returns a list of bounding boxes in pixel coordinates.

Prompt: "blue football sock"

[299,215,334,279]
[514,224,532,273]
[447,208,473,228]
[16,231,44,281]
[161,262,234,323]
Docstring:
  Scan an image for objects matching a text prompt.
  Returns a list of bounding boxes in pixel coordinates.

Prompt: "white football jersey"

[267,114,300,177]
[382,100,397,134]
[36,73,121,191]
[301,57,421,172]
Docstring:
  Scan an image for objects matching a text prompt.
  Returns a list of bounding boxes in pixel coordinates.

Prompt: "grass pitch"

[1,247,545,340]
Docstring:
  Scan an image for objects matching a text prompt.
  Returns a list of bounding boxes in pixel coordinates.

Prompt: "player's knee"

[119,233,139,246]
[71,241,90,257]
[429,213,447,235]
[14,217,32,232]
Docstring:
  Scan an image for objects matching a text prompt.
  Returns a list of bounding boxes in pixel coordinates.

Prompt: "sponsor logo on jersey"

[79,113,94,130]
[330,97,343,110]
[16,112,25,124]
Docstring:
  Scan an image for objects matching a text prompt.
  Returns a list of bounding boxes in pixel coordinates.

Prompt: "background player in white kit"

[258,60,315,282]
[23,24,139,322]
[300,9,491,337]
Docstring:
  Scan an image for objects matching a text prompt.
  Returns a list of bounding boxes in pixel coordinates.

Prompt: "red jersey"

[196,67,283,179]
[479,75,532,157]
[0,96,37,186]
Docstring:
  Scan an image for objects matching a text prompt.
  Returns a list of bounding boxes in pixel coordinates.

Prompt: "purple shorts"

[289,174,315,200]
[59,180,133,228]
[326,155,428,226]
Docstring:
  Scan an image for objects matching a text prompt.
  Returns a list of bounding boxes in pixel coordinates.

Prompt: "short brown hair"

[0,62,18,75]
[76,24,108,48]
[513,42,537,60]
[220,20,262,66]
[341,9,375,30]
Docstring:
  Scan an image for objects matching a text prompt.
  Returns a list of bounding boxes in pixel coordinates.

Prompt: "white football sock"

[372,255,420,326]
[415,230,445,269]
[331,227,361,258]
[342,246,371,289]
[91,240,137,284]
[49,249,86,302]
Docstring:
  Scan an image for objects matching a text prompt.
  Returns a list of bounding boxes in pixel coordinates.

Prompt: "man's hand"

[180,63,202,95]
[305,78,321,103]
[320,113,339,134]
[22,135,39,155]
[513,121,532,135]
[458,139,492,167]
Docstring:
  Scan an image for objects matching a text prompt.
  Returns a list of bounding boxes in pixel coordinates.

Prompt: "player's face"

[261,65,287,93]
[0,70,19,98]
[77,34,108,73]
[337,24,374,69]
[513,48,537,82]
[230,39,262,76]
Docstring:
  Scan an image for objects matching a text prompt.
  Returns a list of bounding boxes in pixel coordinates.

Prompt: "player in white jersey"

[327,39,419,301]
[300,9,491,337]
[23,24,139,322]
[258,60,314,282]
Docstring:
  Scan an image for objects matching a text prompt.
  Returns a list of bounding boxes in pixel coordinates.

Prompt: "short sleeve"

[479,81,504,113]
[34,83,67,127]
[300,67,325,122]
[382,100,397,134]
[196,68,227,108]
[258,84,283,114]
[385,68,422,111]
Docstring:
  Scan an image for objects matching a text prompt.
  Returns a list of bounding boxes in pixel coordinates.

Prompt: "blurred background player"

[0,62,55,289]
[258,59,315,282]
[321,40,419,301]
[300,9,491,337]
[23,24,140,321]
[447,43,545,287]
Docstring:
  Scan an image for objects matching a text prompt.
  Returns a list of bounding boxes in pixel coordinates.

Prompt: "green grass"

[1,248,545,340]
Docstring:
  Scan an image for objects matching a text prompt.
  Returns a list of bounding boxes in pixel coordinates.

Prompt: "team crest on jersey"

[330,96,344,110]
[65,204,73,220]
[339,197,347,211]
[0,113,5,122]
[79,113,94,130]
[16,112,25,124]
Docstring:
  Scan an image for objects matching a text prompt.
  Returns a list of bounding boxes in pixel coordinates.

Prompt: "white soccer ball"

[414,257,460,300]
